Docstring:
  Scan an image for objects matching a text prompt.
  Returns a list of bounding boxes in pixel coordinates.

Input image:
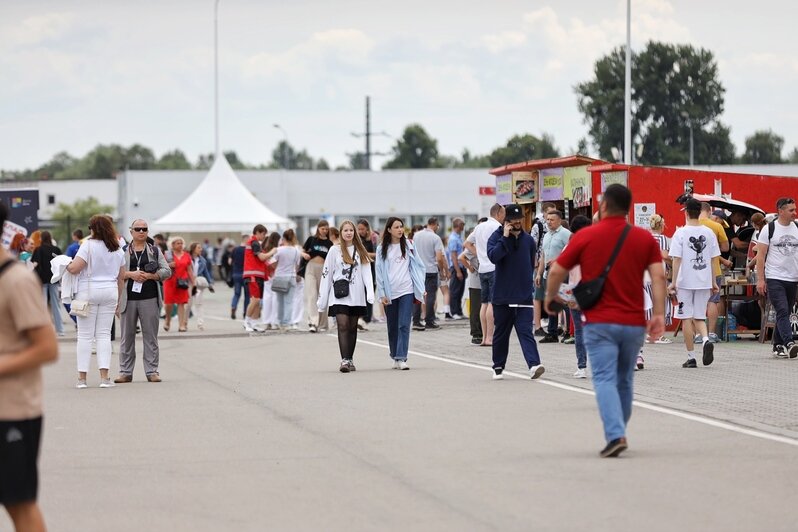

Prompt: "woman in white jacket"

[318,220,374,373]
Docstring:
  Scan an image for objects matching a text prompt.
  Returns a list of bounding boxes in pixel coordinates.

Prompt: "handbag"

[572,225,631,310]
[70,242,92,317]
[177,277,190,290]
[271,276,291,293]
[333,253,357,299]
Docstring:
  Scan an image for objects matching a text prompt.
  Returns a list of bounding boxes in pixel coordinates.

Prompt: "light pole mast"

[624,0,632,165]
[214,0,220,157]
[365,96,371,170]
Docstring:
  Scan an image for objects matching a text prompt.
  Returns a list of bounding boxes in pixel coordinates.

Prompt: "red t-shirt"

[556,216,661,326]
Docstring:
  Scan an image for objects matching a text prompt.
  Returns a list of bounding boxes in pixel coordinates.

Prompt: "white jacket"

[317,244,374,311]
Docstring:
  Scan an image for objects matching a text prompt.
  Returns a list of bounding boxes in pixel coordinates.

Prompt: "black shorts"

[328,305,367,317]
[0,417,42,506]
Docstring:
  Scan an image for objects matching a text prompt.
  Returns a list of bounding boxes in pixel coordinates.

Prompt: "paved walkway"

[5,286,796,531]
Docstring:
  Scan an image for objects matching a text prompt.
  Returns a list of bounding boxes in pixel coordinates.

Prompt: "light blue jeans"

[43,282,64,334]
[583,323,646,442]
[275,276,296,326]
[571,309,586,369]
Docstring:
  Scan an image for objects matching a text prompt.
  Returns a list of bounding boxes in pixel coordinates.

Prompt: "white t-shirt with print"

[758,221,798,282]
[670,224,720,289]
[387,243,414,298]
[76,239,125,289]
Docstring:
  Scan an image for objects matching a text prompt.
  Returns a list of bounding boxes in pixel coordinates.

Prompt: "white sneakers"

[573,368,587,379]
[357,318,369,331]
[99,379,115,388]
[76,379,88,389]
[492,368,504,380]
[529,365,545,380]
[391,360,409,370]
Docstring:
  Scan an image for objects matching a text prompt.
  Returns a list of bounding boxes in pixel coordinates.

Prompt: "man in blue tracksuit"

[487,204,545,380]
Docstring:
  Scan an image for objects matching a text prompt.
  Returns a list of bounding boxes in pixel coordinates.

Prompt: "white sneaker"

[492,368,504,380]
[357,318,369,331]
[76,379,88,389]
[392,360,401,370]
[252,323,266,332]
[290,324,299,331]
[529,365,545,380]
[99,379,115,388]
[398,360,409,370]
[573,368,587,379]
[244,322,255,332]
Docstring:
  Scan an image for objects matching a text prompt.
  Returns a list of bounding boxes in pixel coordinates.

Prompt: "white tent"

[152,156,294,233]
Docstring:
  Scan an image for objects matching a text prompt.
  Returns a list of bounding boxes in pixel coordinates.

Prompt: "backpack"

[767,220,798,242]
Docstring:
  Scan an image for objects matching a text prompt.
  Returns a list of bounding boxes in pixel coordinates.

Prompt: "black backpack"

[767,220,798,241]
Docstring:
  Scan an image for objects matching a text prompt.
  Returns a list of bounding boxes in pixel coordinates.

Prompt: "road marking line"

[350,336,798,448]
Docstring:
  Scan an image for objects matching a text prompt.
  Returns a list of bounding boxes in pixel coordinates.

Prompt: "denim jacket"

[375,241,426,303]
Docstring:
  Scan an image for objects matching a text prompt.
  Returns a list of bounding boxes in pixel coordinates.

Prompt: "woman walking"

[646,214,673,345]
[189,242,214,330]
[562,215,591,379]
[318,220,374,373]
[163,237,194,332]
[264,229,301,331]
[260,232,281,330]
[302,221,333,332]
[66,215,125,388]
[375,217,426,370]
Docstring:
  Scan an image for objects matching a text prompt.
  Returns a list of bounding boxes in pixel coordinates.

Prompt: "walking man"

[536,210,571,343]
[411,217,448,331]
[756,197,798,358]
[447,217,466,319]
[464,203,505,345]
[699,202,731,342]
[488,204,544,380]
[0,199,59,531]
[116,219,172,383]
[546,184,666,457]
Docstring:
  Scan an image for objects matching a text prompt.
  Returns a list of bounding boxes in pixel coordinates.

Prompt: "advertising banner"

[539,168,564,201]
[0,189,39,234]
[496,174,512,205]
[601,171,628,192]
[564,166,591,207]
[512,171,537,204]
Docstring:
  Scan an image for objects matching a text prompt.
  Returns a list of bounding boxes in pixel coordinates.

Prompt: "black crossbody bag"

[333,253,357,299]
[572,224,631,310]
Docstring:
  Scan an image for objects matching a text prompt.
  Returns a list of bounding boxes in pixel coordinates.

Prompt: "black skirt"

[328,305,367,317]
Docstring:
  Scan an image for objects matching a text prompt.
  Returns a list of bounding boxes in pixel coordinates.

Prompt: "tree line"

[2,40,796,181]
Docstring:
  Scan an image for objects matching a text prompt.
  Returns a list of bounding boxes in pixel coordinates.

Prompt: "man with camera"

[487,204,544,380]
[115,219,172,383]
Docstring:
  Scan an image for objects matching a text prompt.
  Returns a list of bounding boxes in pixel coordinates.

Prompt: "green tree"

[487,133,560,167]
[788,147,798,164]
[456,149,492,168]
[741,130,784,164]
[50,197,115,246]
[383,124,440,169]
[157,149,192,169]
[348,152,369,170]
[269,141,328,170]
[575,41,733,165]
[125,144,156,169]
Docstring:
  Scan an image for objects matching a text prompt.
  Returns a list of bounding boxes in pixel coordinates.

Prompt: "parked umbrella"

[676,193,765,216]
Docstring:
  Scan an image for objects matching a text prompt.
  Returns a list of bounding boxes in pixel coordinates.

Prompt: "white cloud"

[480,31,527,54]
[2,12,75,47]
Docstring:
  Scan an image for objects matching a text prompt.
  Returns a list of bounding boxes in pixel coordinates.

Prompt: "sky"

[2,0,797,171]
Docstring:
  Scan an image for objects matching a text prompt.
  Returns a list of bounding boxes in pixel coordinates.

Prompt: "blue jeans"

[385,293,414,360]
[275,276,296,326]
[571,309,587,369]
[231,273,250,312]
[43,283,64,334]
[767,279,797,347]
[583,323,646,442]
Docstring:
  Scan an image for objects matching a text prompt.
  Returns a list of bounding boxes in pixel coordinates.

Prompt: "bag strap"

[346,252,357,281]
[600,224,631,278]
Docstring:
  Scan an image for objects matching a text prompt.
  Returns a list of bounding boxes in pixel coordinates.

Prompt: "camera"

[143,262,158,274]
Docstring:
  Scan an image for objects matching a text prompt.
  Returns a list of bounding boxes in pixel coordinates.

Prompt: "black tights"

[336,314,359,360]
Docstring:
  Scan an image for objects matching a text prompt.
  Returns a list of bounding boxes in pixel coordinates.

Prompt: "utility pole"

[214,0,220,157]
[365,96,371,170]
[623,0,632,165]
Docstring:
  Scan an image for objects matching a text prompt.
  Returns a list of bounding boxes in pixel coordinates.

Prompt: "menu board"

[496,174,512,205]
[512,171,538,204]
[539,168,564,201]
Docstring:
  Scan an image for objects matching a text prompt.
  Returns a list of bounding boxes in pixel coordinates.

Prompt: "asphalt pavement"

[4,286,797,531]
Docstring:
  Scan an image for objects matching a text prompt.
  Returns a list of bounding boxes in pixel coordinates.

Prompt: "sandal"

[163,323,170,332]
[178,327,187,332]
[654,336,673,344]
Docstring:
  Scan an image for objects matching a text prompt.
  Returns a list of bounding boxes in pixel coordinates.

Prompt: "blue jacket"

[487,226,536,305]
[375,241,427,303]
[195,256,214,285]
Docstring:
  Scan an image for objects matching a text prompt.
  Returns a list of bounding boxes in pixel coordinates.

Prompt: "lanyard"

[132,248,145,271]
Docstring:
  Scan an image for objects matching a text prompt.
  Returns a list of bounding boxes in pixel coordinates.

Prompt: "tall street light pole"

[681,111,694,166]
[624,0,632,165]
[214,0,220,158]
[273,124,288,170]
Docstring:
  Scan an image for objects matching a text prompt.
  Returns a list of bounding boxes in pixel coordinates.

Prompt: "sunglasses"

[131,227,148,233]
[777,198,795,209]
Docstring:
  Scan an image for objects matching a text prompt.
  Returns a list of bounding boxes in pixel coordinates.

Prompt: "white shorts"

[674,288,711,320]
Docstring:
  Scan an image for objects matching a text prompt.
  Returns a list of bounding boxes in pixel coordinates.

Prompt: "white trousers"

[76,285,118,372]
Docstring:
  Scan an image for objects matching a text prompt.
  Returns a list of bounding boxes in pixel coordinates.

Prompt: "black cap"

[504,203,524,221]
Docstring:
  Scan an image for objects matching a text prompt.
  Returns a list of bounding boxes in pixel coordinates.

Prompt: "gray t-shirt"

[412,228,444,274]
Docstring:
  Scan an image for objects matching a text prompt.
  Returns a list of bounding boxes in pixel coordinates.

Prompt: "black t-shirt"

[127,248,159,300]
[32,244,62,284]
[303,237,333,260]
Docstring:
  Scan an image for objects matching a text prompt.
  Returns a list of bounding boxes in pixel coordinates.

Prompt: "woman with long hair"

[31,230,65,336]
[318,220,374,372]
[646,213,673,347]
[189,242,214,330]
[66,215,125,388]
[562,215,591,379]
[375,217,426,370]
[163,236,194,332]
[356,219,378,331]
[264,229,302,331]
[260,232,281,330]
[9,233,27,259]
[302,220,333,332]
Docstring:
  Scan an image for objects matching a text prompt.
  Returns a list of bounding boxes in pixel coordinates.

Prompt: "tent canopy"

[152,156,294,233]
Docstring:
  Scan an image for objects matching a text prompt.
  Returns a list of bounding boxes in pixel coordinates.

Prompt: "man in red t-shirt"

[545,184,666,458]
[243,224,269,332]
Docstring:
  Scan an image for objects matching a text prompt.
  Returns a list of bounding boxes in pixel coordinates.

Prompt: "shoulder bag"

[271,248,298,294]
[70,242,92,317]
[572,225,631,310]
[333,253,357,299]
